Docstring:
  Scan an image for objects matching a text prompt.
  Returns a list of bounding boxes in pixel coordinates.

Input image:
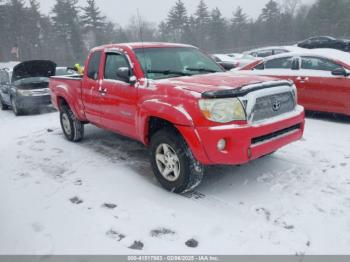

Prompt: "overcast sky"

[34,0,315,26]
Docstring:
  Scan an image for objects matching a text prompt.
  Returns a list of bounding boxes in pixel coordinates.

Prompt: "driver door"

[99,52,138,139]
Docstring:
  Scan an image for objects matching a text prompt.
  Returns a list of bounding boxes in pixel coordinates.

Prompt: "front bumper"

[15,94,52,109]
[177,106,305,165]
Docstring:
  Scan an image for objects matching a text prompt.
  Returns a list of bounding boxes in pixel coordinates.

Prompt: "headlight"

[199,98,246,123]
[17,89,34,96]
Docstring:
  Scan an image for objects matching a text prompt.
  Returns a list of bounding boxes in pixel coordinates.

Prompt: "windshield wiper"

[186,67,220,73]
[146,70,191,76]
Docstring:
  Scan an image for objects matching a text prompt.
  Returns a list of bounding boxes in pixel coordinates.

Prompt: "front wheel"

[11,97,24,116]
[60,105,84,142]
[150,128,204,194]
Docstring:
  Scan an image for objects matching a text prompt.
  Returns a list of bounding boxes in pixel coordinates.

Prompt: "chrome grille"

[252,92,295,122]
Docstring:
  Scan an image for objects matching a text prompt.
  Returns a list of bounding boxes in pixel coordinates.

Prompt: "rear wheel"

[60,105,84,142]
[150,128,204,194]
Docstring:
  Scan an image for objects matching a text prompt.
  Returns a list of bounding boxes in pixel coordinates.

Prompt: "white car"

[244,46,306,58]
[211,54,239,70]
[226,53,259,69]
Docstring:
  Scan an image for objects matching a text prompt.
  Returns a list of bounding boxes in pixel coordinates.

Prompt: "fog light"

[217,139,227,151]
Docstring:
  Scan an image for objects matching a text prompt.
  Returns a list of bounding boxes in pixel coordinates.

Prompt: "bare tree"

[280,0,301,16]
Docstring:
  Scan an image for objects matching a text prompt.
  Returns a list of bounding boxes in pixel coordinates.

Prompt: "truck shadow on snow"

[81,125,293,194]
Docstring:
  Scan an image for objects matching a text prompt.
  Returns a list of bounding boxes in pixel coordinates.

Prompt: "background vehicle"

[50,42,304,193]
[227,53,260,69]
[211,54,239,70]
[0,60,56,115]
[297,36,350,52]
[240,48,350,116]
[244,46,305,58]
[0,61,20,70]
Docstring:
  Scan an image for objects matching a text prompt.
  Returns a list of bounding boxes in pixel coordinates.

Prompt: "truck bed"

[49,75,85,119]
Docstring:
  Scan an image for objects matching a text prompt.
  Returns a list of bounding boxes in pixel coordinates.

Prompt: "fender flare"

[138,99,194,144]
[53,87,86,121]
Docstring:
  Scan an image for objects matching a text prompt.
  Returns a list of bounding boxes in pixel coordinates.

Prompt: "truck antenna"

[137,9,148,79]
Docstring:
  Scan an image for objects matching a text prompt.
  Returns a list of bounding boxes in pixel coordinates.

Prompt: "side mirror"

[116,67,136,84]
[332,68,350,77]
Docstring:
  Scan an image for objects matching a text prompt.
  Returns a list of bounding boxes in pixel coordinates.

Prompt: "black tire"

[11,97,24,116]
[150,128,204,194]
[60,105,84,142]
[0,97,9,110]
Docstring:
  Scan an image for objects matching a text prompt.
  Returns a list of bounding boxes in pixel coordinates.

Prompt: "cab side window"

[104,53,130,82]
[87,51,102,80]
[301,56,340,71]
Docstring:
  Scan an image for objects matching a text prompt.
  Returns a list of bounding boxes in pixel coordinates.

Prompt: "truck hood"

[12,60,56,82]
[156,72,282,94]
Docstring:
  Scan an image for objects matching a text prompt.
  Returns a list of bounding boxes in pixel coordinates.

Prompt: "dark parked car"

[0,60,56,116]
[297,36,350,52]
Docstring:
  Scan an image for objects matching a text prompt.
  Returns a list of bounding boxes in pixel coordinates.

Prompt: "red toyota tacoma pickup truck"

[50,42,305,193]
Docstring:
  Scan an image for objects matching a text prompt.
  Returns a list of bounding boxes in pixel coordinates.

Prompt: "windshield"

[134,47,223,80]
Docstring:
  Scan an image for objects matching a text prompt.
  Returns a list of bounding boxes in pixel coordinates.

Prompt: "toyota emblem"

[272,99,281,112]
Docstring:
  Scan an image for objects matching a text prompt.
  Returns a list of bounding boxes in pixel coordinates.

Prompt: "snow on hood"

[12,60,56,82]
[156,72,279,94]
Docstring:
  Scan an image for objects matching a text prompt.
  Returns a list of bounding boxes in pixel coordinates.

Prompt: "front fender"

[138,99,211,164]
[138,99,194,142]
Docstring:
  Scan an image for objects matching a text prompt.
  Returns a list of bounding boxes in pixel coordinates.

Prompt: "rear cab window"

[87,51,102,80]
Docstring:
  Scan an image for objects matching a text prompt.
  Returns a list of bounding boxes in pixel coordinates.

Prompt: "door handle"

[296,76,309,84]
[98,87,107,96]
[296,76,309,82]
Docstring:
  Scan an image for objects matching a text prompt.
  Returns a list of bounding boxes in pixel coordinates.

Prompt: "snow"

[1,109,350,255]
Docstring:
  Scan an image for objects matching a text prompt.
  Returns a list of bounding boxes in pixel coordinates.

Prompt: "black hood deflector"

[202,80,293,99]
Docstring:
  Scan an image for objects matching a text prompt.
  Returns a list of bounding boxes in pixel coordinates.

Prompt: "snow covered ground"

[0,109,350,255]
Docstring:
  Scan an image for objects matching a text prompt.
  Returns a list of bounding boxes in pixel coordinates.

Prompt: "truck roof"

[92,42,196,51]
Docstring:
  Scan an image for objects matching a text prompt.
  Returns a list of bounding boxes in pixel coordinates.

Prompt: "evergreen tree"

[231,7,249,48]
[208,7,228,51]
[165,0,188,42]
[0,0,8,60]
[259,0,282,44]
[7,0,26,60]
[23,0,42,60]
[194,0,210,48]
[52,0,84,64]
[305,0,350,37]
[81,0,107,46]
